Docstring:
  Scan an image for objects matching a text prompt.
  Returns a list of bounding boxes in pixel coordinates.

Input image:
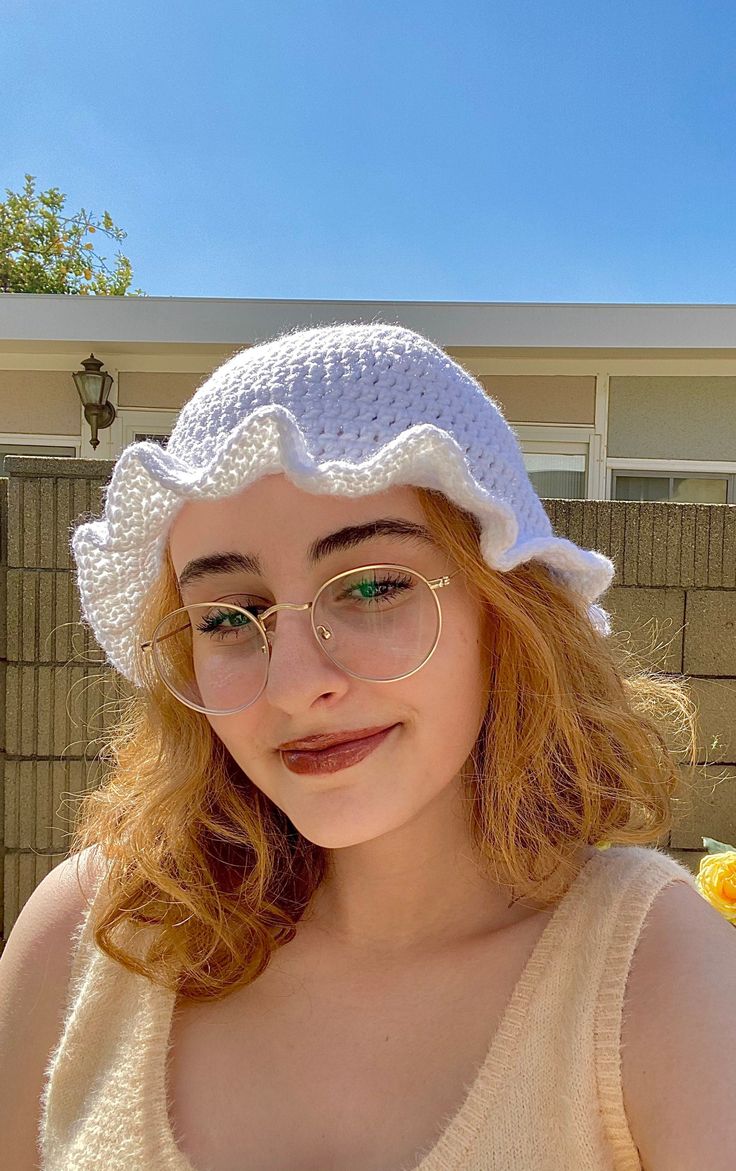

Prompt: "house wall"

[3,344,736,504]
[608,375,736,461]
[476,374,596,424]
[0,369,81,434]
[0,355,597,434]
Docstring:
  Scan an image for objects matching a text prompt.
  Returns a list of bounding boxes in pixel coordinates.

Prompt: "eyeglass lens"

[150,567,442,715]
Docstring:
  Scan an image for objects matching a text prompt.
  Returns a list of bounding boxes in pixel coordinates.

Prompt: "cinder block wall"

[1,456,117,945]
[544,498,736,868]
[1,458,735,945]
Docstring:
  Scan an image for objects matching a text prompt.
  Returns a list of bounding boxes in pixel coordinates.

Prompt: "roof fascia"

[2,294,736,350]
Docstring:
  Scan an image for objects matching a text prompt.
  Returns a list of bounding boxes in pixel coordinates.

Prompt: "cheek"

[421,622,488,735]
[442,609,487,684]
[205,713,264,774]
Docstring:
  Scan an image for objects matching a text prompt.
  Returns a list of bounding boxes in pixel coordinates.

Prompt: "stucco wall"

[116,370,209,407]
[477,374,596,424]
[0,363,597,433]
[608,375,736,461]
[0,370,81,434]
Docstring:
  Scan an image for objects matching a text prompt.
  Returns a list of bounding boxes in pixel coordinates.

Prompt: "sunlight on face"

[167,473,489,849]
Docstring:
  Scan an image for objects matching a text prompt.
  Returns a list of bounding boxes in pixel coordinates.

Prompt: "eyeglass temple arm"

[141,621,191,651]
[429,572,455,590]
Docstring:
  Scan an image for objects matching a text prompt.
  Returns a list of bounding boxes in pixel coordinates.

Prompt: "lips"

[280,724,400,775]
[278,724,398,752]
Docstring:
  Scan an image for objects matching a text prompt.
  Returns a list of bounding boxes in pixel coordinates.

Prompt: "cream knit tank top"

[39,844,701,1171]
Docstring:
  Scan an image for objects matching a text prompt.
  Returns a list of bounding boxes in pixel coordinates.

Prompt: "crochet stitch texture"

[71,321,616,684]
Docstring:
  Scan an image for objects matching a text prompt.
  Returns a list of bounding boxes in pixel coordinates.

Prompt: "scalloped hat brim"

[71,404,616,685]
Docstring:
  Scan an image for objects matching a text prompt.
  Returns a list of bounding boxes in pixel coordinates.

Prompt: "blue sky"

[3,0,736,302]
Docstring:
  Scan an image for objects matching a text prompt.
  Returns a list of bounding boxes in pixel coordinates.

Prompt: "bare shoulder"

[1,844,109,974]
[4,846,107,950]
[0,845,109,1170]
[622,876,736,1171]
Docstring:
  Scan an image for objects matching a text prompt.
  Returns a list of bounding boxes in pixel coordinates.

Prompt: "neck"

[301,780,591,960]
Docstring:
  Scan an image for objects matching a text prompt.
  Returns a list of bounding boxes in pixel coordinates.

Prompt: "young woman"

[2,323,733,1171]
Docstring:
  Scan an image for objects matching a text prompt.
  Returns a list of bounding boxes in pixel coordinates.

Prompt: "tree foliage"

[0,173,145,295]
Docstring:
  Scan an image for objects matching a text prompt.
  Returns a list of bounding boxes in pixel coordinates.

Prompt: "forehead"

[167,473,431,572]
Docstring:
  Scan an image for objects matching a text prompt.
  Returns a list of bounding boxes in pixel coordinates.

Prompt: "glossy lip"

[277,723,399,751]
[280,724,400,775]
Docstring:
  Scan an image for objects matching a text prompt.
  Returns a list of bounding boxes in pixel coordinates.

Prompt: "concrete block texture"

[0,479,6,662]
[543,499,736,588]
[3,455,112,482]
[5,568,96,664]
[6,459,110,570]
[604,586,685,673]
[685,677,736,764]
[670,764,736,850]
[5,663,123,757]
[4,758,101,851]
[684,589,736,676]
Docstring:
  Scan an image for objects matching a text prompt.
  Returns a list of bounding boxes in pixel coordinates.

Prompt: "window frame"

[608,458,736,504]
[110,407,176,453]
[514,422,595,500]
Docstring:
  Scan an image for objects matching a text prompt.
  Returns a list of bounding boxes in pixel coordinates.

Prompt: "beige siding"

[608,376,736,460]
[0,370,80,433]
[477,374,595,424]
[117,371,209,408]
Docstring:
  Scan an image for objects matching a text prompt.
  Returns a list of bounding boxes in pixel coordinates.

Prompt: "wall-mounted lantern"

[72,354,116,450]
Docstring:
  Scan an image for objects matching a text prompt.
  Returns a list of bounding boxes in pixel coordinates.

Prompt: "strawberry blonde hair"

[68,487,699,1001]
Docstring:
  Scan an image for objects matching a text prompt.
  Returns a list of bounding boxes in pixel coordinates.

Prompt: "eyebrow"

[177,517,438,592]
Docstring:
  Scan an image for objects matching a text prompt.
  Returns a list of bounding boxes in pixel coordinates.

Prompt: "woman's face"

[167,473,490,849]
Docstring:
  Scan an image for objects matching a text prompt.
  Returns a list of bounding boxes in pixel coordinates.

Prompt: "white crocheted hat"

[71,322,615,686]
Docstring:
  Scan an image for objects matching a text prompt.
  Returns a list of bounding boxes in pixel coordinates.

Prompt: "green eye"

[337,573,414,603]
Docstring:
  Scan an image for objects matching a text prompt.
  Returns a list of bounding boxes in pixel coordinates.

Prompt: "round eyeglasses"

[140,563,461,716]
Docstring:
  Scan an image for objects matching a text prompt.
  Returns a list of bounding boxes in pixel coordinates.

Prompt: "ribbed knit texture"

[70,323,616,687]
[39,844,701,1171]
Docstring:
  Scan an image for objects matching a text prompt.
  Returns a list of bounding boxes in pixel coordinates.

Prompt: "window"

[110,408,177,456]
[522,452,587,500]
[612,471,732,504]
[514,424,595,500]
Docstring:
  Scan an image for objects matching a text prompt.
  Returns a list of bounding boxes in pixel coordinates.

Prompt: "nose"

[261,607,345,699]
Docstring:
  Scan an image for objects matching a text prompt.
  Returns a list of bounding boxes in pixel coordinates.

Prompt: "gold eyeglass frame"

[140,562,462,716]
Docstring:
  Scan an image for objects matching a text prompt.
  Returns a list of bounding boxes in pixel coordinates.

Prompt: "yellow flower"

[595,841,612,850]
[695,850,736,924]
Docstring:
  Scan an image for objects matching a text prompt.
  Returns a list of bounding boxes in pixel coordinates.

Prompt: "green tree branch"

[0,174,146,295]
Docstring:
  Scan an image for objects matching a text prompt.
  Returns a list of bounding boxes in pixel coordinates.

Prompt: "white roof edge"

[2,292,736,348]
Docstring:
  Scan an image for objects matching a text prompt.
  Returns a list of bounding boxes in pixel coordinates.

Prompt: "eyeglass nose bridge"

[256,599,334,647]
[259,600,312,621]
